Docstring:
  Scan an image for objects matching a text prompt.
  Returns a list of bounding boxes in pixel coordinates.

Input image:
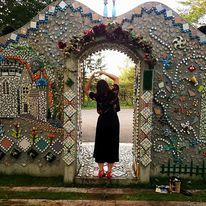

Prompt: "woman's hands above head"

[91,71,119,84]
[94,71,119,84]
[95,71,104,75]
[92,71,104,78]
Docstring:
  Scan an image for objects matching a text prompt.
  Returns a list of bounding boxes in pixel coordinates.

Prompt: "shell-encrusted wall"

[0,0,205,180]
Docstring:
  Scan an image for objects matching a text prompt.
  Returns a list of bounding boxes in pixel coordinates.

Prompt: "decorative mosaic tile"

[140,107,152,119]
[141,121,153,135]
[63,137,75,150]
[140,146,151,158]
[64,114,70,124]
[141,91,153,103]
[51,139,63,154]
[64,121,75,133]
[20,27,27,35]
[10,33,18,41]
[182,23,189,31]
[140,154,152,167]
[10,148,21,159]
[35,138,49,153]
[39,14,46,21]
[30,21,37,29]
[173,36,186,49]
[199,35,206,43]
[62,152,75,165]
[0,136,14,152]
[63,136,76,165]
[27,149,39,159]
[66,78,74,87]
[156,4,164,12]
[138,131,147,142]
[64,89,76,102]
[197,85,204,93]
[166,10,173,18]
[70,115,76,125]
[188,65,196,72]
[147,117,153,125]
[63,144,76,165]
[188,89,196,97]
[158,82,164,88]
[18,136,32,152]
[64,105,76,117]
[48,5,56,13]
[140,147,145,157]
[0,125,4,137]
[44,152,56,163]
[59,1,67,9]
[140,138,152,150]
[154,107,161,115]
[139,115,146,127]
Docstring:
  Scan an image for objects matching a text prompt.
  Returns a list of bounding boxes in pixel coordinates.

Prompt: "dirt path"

[81,109,133,143]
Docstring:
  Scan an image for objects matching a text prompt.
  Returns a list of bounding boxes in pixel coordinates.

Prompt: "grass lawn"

[0,174,206,189]
[0,174,64,187]
[0,174,206,201]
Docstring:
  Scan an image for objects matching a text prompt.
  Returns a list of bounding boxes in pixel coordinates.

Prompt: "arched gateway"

[0,0,205,183]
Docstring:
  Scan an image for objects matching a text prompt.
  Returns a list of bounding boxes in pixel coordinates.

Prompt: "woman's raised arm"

[84,73,95,96]
[97,71,119,85]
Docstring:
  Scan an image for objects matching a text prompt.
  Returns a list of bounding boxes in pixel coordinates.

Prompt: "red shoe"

[98,170,105,178]
[106,171,112,179]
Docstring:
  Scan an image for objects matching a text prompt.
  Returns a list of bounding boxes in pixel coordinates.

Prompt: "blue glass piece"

[103,4,108,17]
[0,55,5,62]
[112,2,116,17]
[36,78,48,87]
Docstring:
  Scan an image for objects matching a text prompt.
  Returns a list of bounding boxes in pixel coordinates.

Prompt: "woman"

[84,71,120,179]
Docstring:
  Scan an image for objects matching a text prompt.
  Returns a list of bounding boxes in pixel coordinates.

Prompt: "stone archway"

[63,23,156,182]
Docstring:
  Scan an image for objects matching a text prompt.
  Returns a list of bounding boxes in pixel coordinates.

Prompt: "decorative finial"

[103,0,108,17]
[112,0,116,17]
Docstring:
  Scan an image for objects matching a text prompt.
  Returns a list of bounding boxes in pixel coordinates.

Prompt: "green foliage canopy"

[119,66,135,106]
[0,0,53,35]
[179,0,206,23]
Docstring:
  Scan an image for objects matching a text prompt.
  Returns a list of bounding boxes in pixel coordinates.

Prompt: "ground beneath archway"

[78,109,134,178]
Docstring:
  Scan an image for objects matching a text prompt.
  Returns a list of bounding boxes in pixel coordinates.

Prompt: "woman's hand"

[90,72,97,79]
[92,71,103,78]
[96,71,104,75]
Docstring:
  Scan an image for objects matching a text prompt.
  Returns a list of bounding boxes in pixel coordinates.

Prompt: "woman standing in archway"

[84,71,120,179]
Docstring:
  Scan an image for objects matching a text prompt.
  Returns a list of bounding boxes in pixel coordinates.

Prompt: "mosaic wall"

[0,0,205,179]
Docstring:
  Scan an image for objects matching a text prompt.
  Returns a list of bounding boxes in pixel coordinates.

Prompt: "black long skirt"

[93,110,119,163]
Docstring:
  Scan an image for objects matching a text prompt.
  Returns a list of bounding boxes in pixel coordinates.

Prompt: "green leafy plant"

[10,123,22,139]
[30,127,39,144]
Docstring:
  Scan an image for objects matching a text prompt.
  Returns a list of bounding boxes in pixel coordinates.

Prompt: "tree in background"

[119,66,135,107]
[179,0,206,24]
[0,0,53,36]
[82,51,106,105]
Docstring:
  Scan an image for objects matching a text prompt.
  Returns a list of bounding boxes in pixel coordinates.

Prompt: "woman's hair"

[96,79,111,96]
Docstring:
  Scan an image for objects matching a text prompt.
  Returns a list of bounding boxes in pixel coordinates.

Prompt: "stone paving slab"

[78,143,135,178]
[1,186,205,194]
[0,186,151,194]
[1,200,205,206]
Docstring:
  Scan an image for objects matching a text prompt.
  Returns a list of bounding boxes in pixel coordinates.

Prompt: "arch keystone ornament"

[0,0,205,184]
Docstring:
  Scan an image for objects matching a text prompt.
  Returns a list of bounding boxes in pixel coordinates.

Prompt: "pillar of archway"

[63,55,78,183]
